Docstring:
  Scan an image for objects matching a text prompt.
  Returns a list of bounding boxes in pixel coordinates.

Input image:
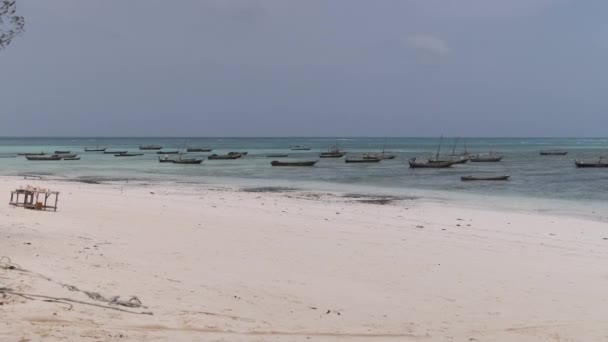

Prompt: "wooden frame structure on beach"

[9,189,60,212]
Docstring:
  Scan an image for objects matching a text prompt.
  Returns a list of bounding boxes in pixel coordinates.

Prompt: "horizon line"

[0,136,607,139]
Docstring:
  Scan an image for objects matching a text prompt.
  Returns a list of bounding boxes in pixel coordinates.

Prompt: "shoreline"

[3,174,607,224]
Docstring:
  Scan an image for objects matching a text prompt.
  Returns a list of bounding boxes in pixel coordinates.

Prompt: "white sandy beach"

[1,176,607,341]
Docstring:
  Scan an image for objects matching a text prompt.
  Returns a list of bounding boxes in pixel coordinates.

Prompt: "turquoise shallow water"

[1,137,608,204]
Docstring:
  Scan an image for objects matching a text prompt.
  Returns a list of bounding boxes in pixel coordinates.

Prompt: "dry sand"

[1,177,607,341]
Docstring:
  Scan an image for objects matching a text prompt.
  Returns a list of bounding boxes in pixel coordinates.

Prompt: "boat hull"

[173,159,203,164]
[26,155,62,161]
[208,153,242,160]
[429,158,468,164]
[319,152,346,158]
[345,159,381,163]
[115,153,144,157]
[540,151,568,156]
[409,158,454,168]
[470,157,503,162]
[461,175,510,181]
[271,161,317,167]
[575,160,608,168]
[186,148,213,152]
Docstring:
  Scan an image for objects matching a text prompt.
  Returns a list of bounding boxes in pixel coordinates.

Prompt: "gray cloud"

[406,34,450,58]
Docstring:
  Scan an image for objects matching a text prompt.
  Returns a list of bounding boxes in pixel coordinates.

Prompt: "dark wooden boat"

[139,145,163,150]
[271,160,317,167]
[345,158,381,163]
[320,152,346,158]
[63,157,81,161]
[159,156,174,163]
[186,148,213,152]
[575,158,608,168]
[409,158,455,168]
[410,136,456,168]
[54,150,71,154]
[429,157,469,164]
[115,153,144,157]
[363,153,396,160]
[57,153,78,159]
[26,155,62,161]
[266,154,289,158]
[290,145,311,151]
[320,144,346,158]
[18,152,45,156]
[469,152,503,162]
[173,158,203,164]
[104,150,128,154]
[461,175,510,181]
[208,153,243,160]
[84,146,107,152]
[540,150,568,156]
[157,150,179,154]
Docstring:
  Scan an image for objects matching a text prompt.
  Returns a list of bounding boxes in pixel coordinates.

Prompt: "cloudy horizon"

[1,0,607,137]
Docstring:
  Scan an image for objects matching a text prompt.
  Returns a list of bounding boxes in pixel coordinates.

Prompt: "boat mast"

[452,137,459,156]
[382,138,387,157]
[435,135,443,161]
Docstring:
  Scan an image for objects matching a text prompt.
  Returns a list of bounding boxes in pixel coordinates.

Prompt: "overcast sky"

[1,0,607,137]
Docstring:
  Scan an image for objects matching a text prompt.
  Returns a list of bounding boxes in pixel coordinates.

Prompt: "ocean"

[1,137,608,210]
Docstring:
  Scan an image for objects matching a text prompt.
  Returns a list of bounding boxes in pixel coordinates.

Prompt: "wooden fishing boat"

[290,145,311,151]
[345,158,381,163]
[159,156,174,163]
[409,158,455,168]
[469,154,503,162]
[429,157,469,164]
[540,150,568,156]
[320,144,346,158]
[57,153,78,159]
[104,150,127,154]
[84,146,107,152]
[208,153,243,160]
[173,158,203,164]
[461,175,510,181]
[575,158,608,168]
[320,151,346,158]
[54,150,71,154]
[363,152,396,160]
[157,150,179,154]
[266,154,289,158]
[363,139,396,160]
[271,160,317,167]
[115,153,144,157]
[26,155,62,161]
[409,135,456,168]
[469,145,502,162]
[139,145,163,150]
[186,148,213,152]
[63,157,81,161]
